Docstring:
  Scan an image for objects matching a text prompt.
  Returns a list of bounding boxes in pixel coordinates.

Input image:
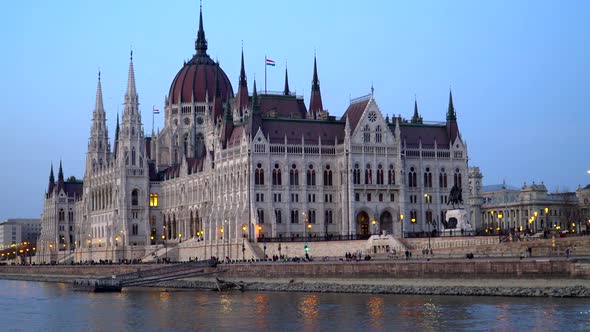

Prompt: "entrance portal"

[380,211,393,235]
[356,211,370,235]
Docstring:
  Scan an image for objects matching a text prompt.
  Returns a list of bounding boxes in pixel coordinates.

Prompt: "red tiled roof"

[341,98,370,132]
[168,56,234,104]
[261,118,345,145]
[259,94,307,119]
[398,124,451,147]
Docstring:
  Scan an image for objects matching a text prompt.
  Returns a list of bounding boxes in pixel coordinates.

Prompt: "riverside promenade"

[2,255,590,297]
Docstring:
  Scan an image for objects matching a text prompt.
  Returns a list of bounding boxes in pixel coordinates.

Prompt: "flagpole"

[152,105,155,136]
[264,55,267,93]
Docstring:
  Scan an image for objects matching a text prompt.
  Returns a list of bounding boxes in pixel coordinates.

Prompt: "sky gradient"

[1,0,589,220]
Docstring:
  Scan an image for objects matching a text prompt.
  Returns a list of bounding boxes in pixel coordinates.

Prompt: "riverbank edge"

[2,273,590,298]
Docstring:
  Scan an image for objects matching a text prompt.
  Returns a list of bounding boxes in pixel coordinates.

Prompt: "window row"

[408,167,462,189]
[352,164,396,185]
[256,164,334,186]
[257,209,335,225]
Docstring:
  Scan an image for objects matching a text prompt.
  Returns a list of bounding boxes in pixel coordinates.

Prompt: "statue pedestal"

[442,209,474,235]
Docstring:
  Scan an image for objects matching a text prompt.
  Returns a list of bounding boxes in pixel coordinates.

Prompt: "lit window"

[149,193,159,207]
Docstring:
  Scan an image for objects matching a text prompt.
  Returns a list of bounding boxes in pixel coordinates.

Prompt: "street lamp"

[241,225,247,261]
[425,194,431,248]
[498,213,503,242]
[534,211,538,233]
[400,214,404,238]
[544,207,549,233]
[162,234,167,262]
[372,219,377,236]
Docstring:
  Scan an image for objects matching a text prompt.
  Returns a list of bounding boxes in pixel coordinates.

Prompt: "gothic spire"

[195,2,208,55]
[239,46,247,87]
[236,47,249,113]
[56,160,65,192]
[447,89,457,121]
[126,50,137,100]
[95,70,104,114]
[411,96,423,124]
[312,55,319,91]
[252,79,260,113]
[48,163,55,193]
[115,113,120,142]
[283,65,290,96]
[309,54,324,118]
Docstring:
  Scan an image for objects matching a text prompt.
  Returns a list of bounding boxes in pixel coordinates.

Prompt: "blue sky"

[0,0,589,220]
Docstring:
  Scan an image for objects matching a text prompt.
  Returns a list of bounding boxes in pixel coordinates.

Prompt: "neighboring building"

[0,219,41,247]
[480,182,580,234]
[38,7,471,262]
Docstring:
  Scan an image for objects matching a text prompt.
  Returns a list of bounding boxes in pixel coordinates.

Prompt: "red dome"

[168,54,234,104]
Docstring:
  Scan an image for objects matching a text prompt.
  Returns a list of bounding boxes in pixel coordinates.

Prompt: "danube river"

[1,280,589,331]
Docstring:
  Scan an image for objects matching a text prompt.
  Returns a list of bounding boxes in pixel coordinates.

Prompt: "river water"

[1,280,589,332]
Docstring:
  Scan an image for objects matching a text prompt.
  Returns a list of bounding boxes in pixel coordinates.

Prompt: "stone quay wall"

[1,259,590,280]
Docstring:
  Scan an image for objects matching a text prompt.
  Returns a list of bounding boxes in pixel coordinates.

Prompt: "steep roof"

[397,123,451,148]
[258,94,307,119]
[341,97,370,132]
[261,118,345,145]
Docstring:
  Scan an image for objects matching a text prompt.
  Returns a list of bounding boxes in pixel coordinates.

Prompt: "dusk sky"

[1,0,589,220]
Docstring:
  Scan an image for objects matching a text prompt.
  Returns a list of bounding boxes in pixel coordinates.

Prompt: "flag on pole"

[153,107,160,114]
[265,58,275,66]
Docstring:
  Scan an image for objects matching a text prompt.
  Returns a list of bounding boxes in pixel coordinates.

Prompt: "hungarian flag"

[153,107,160,114]
[265,58,275,66]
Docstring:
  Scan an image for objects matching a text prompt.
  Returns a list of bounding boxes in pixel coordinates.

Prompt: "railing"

[256,234,371,243]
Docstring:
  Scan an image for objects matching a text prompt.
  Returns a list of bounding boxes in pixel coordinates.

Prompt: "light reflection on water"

[1,280,590,332]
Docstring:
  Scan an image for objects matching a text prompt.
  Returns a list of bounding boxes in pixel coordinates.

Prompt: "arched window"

[272,164,282,186]
[375,125,382,143]
[376,164,384,185]
[125,151,129,166]
[308,209,316,224]
[58,209,65,221]
[183,133,189,156]
[454,168,462,188]
[289,164,299,186]
[363,124,371,143]
[424,167,432,188]
[325,209,333,224]
[353,164,361,184]
[388,165,395,185]
[290,209,299,224]
[255,163,264,185]
[275,209,282,224]
[365,164,372,184]
[323,165,333,186]
[131,189,139,206]
[132,147,136,166]
[306,165,316,186]
[257,209,265,224]
[439,168,448,188]
[132,223,138,236]
[408,167,417,188]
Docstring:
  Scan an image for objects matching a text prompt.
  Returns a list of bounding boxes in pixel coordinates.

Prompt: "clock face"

[368,112,377,122]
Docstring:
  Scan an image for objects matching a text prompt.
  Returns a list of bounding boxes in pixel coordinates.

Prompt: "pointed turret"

[57,160,65,192]
[252,79,260,113]
[48,163,55,194]
[447,89,457,121]
[86,71,110,172]
[195,3,208,55]
[95,71,104,113]
[446,88,459,142]
[212,62,223,122]
[114,113,120,158]
[411,97,423,124]
[222,99,234,148]
[308,55,324,118]
[236,47,249,114]
[283,65,290,96]
[125,51,138,107]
